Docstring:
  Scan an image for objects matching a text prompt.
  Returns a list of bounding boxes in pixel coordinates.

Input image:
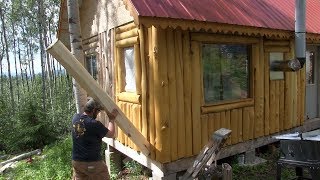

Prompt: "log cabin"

[57,0,320,179]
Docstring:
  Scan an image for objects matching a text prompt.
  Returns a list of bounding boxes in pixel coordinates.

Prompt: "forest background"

[0,0,75,155]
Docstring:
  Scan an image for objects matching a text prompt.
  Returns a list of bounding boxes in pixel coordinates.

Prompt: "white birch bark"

[67,0,87,113]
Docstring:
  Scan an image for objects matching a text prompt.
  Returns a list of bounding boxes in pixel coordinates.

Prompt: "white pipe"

[270,0,306,71]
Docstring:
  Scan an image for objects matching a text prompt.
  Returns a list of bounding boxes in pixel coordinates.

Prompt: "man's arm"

[106,109,118,138]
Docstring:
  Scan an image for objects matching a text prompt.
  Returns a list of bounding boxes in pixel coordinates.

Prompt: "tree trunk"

[12,22,20,102]
[67,0,87,113]
[37,0,46,110]
[0,7,15,110]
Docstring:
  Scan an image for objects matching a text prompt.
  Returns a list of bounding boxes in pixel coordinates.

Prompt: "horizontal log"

[117,92,141,104]
[46,40,150,156]
[116,28,139,41]
[264,46,290,52]
[191,33,259,44]
[116,36,139,47]
[264,41,289,46]
[0,149,41,167]
[201,99,254,114]
[116,22,136,34]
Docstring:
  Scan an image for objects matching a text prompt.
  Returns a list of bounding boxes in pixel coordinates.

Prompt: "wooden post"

[47,40,150,156]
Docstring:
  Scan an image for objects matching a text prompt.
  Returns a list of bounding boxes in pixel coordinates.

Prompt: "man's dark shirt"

[72,113,108,161]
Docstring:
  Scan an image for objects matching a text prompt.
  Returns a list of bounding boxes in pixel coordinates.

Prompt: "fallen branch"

[0,161,18,174]
[0,149,41,167]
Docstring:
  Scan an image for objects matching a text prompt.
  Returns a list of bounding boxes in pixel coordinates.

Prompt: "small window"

[306,51,315,84]
[85,54,98,80]
[269,52,284,80]
[124,47,136,92]
[202,44,250,104]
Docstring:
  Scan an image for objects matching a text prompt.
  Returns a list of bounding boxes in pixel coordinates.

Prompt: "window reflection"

[202,44,250,104]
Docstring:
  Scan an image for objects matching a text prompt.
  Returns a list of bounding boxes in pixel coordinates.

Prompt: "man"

[72,97,118,180]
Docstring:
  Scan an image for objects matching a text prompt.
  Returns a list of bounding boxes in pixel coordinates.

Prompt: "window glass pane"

[124,47,136,92]
[86,55,97,80]
[202,44,250,104]
[269,52,284,80]
[306,51,315,84]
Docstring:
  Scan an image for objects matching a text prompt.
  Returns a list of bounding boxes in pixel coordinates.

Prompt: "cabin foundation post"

[244,149,256,164]
[105,145,122,175]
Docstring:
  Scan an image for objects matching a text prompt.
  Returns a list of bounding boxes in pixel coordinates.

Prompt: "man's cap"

[84,97,102,112]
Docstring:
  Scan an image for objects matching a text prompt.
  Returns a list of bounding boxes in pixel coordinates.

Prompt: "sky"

[1,52,61,76]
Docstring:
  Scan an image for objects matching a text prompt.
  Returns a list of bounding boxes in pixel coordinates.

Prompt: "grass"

[1,137,72,180]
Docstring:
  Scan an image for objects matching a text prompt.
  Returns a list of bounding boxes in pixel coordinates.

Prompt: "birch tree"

[0,6,14,110]
[67,0,87,113]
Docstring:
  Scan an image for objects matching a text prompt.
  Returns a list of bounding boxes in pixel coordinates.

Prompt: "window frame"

[191,33,257,113]
[85,53,98,80]
[116,43,141,104]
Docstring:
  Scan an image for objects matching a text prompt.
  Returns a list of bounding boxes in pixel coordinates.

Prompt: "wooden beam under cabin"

[46,40,151,156]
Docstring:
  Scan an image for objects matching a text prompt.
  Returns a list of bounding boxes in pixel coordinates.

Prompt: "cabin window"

[269,52,284,80]
[202,44,250,104]
[123,47,136,92]
[306,51,315,84]
[85,54,98,80]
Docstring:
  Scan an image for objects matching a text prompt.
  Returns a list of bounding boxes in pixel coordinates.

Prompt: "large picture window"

[85,54,98,80]
[202,44,250,104]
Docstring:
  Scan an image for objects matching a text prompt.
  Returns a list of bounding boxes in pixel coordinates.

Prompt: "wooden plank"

[160,27,171,163]
[238,109,243,143]
[138,25,148,139]
[214,113,221,132]
[264,53,270,135]
[208,113,215,137]
[47,40,150,156]
[134,44,142,94]
[201,115,209,147]
[153,27,170,163]
[243,107,250,141]
[253,42,263,138]
[116,48,125,92]
[248,106,255,140]
[230,109,238,144]
[183,31,193,157]
[201,99,254,113]
[275,81,280,132]
[175,29,186,158]
[279,81,285,131]
[284,41,294,129]
[270,81,276,134]
[148,27,156,159]
[225,110,231,145]
[166,28,178,161]
[191,41,202,154]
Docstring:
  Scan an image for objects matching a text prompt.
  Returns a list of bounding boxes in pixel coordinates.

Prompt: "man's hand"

[107,109,118,122]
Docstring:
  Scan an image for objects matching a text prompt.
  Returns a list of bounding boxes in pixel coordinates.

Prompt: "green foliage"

[0,74,75,154]
[124,160,143,177]
[4,137,72,180]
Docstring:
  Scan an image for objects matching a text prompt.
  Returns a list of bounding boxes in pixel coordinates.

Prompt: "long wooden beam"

[46,40,150,156]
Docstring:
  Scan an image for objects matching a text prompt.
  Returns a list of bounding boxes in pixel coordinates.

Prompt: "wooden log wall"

[114,22,144,152]
[82,32,114,125]
[111,22,306,164]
